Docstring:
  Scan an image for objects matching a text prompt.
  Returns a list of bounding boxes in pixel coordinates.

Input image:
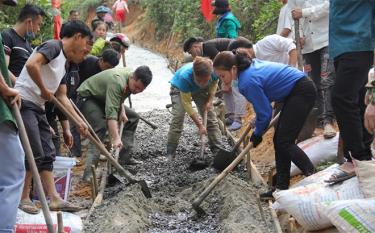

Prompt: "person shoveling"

[75,66,152,182]
[166,57,223,163]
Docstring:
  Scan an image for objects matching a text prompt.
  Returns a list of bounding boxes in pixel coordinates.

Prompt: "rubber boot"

[119,130,142,165]
[166,144,177,160]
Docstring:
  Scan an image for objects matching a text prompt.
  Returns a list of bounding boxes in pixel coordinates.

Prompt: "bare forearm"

[57,94,82,123]
[27,64,47,92]
[107,119,120,142]
[60,119,70,131]
[190,112,202,129]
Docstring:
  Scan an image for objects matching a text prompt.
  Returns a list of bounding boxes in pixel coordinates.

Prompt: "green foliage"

[141,0,282,43]
[61,0,102,22]
[0,0,54,45]
[251,0,282,40]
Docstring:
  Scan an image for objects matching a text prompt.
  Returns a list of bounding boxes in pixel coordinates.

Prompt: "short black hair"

[227,36,252,51]
[69,9,79,15]
[101,49,120,67]
[134,66,152,87]
[17,4,46,22]
[183,36,204,52]
[60,20,92,40]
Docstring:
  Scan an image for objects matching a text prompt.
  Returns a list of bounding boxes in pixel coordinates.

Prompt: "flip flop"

[324,168,356,185]
[19,200,40,215]
[49,200,82,212]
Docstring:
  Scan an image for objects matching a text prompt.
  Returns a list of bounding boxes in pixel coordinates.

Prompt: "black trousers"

[21,100,55,172]
[304,46,335,126]
[274,78,316,190]
[332,51,374,162]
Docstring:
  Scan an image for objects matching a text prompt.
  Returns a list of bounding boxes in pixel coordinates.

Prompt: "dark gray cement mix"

[83,110,276,233]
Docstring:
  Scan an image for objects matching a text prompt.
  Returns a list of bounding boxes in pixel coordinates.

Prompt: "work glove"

[250,133,262,148]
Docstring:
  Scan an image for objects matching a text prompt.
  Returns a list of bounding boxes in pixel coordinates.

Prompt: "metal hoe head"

[212,148,237,171]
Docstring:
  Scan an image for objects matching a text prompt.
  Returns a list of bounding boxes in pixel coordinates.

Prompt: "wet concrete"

[83,47,276,233]
[83,110,276,233]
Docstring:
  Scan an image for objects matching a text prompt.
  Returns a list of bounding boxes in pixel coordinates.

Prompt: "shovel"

[192,114,279,214]
[189,110,210,171]
[52,96,152,198]
[107,121,125,185]
[212,120,254,171]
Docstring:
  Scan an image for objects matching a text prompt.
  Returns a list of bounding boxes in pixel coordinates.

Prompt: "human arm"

[105,80,124,148]
[55,84,88,135]
[119,103,128,123]
[60,119,73,148]
[291,0,329,20]
[4,55,17,84]
[0,73,20,106]
[180,92,207,135]
[25,53,52,100]
[205,79,218,111]
[241,82,273,136]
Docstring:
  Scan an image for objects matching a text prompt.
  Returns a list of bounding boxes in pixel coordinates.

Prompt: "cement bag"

[354,159,375,198]
[291,134,339,176]
[15,209,82,233]
[273,177,364,231]
[272,164,339,212]
[318,199,375,233]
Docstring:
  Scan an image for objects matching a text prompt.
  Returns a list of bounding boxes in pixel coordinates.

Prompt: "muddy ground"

[83,109,276,233]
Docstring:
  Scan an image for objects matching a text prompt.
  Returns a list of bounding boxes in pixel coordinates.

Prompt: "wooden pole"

[12,106,54,233]
[57,211,64,233]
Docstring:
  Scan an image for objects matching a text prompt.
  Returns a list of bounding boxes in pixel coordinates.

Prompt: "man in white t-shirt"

[229,34,297,66]
[15,20,91,214]
[276,0,293,39]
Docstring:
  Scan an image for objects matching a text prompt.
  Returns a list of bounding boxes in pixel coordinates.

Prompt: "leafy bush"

[141,0,282,43]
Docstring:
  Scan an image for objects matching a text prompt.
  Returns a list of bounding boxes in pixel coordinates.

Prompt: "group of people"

[0,0,374,232]
[168,0,375,201]
[0,1,152,232]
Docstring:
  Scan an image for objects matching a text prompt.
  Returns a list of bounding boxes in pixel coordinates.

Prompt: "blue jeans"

[0,122,25,232]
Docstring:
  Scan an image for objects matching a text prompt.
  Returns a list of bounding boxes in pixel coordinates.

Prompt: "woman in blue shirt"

[213,50,316,199]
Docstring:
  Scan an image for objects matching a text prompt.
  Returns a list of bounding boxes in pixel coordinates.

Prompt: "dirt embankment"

[123,3,184,72]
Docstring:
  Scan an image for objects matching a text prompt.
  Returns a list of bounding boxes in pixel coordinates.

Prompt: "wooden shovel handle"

[192,113,280,209]
[51,96,136,183]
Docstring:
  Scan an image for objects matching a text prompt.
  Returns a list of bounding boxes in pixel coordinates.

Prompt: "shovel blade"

[138,180,152,198]
[212,149,237,171]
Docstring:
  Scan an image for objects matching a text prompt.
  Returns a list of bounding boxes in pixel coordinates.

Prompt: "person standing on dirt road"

[288,0,337,139]
[166,56,223,160]
[112,0,129,28]
[77,66,152,182]
[0,0,25,231]
[213,50,316,200]
[325,0,375,184]
[1,4,46,84]
[15,20,91,214]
